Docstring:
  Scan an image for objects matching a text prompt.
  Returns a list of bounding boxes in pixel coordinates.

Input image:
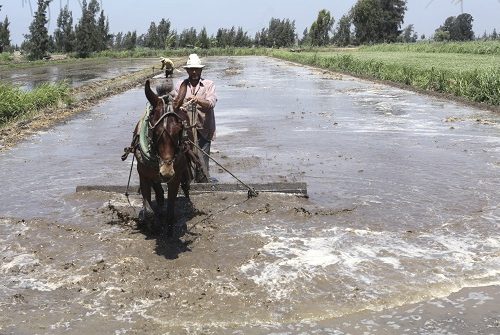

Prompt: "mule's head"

[145,80,183,181]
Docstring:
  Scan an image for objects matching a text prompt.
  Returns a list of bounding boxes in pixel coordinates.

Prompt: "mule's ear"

[145,79,159,106]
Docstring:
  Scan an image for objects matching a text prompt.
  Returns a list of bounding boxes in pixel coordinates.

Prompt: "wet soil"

[1,192,312,334]
[2,191,498,334]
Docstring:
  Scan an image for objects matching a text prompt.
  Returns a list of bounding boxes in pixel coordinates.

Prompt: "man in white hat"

[173,54,217,183]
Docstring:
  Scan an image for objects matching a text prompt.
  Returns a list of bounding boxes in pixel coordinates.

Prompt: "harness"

[121,95,206,182]
[137,96,185,168]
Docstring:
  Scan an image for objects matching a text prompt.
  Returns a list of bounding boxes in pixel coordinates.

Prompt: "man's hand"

[187,96,209,109]
[187,96,198,105]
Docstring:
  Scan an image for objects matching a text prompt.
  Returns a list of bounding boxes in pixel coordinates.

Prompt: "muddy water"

[0,56,499,334]
[0,58,156,90]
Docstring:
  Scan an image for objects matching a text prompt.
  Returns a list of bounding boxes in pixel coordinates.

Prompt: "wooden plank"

[75,182,308,196]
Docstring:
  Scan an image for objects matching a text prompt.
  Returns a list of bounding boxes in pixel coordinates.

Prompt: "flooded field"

[0,58,156,90]
[0,56,499,334]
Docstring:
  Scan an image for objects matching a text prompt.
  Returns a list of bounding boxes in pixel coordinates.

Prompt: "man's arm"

[188,80,217,110]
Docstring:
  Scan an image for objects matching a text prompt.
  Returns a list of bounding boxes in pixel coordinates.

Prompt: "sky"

[2,0,499,46]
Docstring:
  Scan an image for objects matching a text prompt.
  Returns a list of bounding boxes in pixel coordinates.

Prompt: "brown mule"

[133,80,196,237]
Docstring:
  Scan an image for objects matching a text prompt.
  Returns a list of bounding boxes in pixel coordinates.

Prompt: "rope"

[124,154,136,210]
[187,139,258,198]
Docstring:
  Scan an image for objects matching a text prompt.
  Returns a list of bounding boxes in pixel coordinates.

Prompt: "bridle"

[148,97,185,168]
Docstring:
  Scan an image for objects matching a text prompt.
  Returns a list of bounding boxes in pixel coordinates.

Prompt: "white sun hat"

[183,54,205,69]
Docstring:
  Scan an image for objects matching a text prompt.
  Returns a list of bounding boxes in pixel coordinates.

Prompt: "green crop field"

[271,42,500,107]
[341,51,499,72]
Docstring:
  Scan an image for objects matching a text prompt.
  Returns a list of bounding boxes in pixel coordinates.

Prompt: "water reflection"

[0,58,156,90]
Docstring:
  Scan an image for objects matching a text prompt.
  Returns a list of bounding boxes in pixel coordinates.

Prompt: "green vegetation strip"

[358,41,500,55]
[93,47,269,58]
[0,82,71,125]
[271,50,500,106]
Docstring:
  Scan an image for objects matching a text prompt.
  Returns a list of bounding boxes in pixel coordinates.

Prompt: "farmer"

[154,57,175,96]
[173,54,217,183]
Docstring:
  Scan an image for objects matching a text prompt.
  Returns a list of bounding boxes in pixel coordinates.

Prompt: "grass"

[358,40,500,55]
[0,82,72,126]
[0,52,12,62]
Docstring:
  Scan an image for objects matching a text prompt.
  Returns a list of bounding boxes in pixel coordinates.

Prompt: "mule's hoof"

[139,209,154,222]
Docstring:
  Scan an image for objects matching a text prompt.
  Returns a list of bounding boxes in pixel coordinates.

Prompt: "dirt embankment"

[0,58,183,152]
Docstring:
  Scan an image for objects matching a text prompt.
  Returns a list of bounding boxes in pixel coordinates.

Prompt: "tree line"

[1,0,498,60]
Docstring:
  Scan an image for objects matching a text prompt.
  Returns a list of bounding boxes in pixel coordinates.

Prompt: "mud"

[1,192,313,334]
[0,56,499,334]
[2,191,498,334]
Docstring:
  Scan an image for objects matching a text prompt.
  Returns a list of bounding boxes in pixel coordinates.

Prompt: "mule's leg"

[181,174,190,201]
[139,177,154,224]
[165,180,181,237]
[152,182,166,229]
[152,182,165,209]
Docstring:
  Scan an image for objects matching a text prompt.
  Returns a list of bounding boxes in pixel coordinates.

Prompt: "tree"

[309,9,334,46]
[333,14,351,46]
[0,15,11,53]
[96,10,110,51]
[434,13,474,41]
[216,27,235,47]
[178,28,197,48]
[157,19,173,48]
[434,16,454,41]
[257,18,295,47]
[233,27,245,47]
[113,32,123,49]
[256,28,269,47]
[379,0,407,42]
[433,29,450,41]
[351,0,407,44]
[144,22,158,48]
[216,28,225,47]
[351,0,383,44]
[492,28,498,40]
[399,24,416,42]
[75,0,95,56]
[75,0,108,56]
[54,5,74,53]
[197,27,210,49]
[122,31,137,50]
[24,0,52,60]
[0,4,10,52]
[140,19,174,49]
[453,13,474,40]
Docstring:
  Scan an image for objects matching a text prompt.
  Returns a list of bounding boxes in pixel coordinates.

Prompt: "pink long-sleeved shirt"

[174,78,217,141]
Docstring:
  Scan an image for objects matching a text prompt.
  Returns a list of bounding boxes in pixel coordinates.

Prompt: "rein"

[148,98,185,169]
